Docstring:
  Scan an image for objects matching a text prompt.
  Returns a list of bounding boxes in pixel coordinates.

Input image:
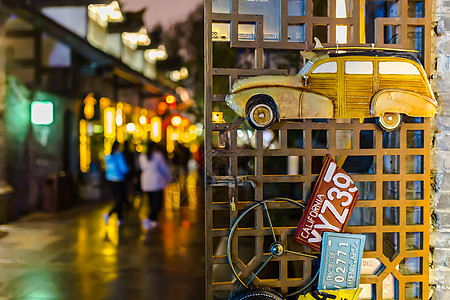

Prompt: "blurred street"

[0,178,205,300]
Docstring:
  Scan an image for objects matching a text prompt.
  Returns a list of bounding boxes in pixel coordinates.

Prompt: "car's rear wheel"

[246,96,277,130]
[377,113,403,132]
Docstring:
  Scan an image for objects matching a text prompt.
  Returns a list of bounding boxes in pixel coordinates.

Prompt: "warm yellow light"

[188,125,198,142]
[139,115,147,125]
[116,112,123,126]
[122,27,151,49]
[144,45,168,61]
[150,117,162,143]
[104,108,116,139]
[181,132,190,143]
[181,117,190,127]
[100,97,111,109]
[88,1,123,27]
[136,144,143,152]
[170,70,181,82]
[165,95,176,105]
[180,67,189,78]
[79,119,91,173]
[171,115,182,127]
[157,102,168,115]
[117,124,125,143]
[126,123,136,132]
[83,94,96,120]
[166,125,175,153]
[176,87,190,102]
[190,143,199,153]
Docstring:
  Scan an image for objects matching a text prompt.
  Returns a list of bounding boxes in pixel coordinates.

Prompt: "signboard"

[294,155,359,250]
[297,288,362,300]
[318,232,366,290]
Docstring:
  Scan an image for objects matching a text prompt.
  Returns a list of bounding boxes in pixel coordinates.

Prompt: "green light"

[31,101,53,125]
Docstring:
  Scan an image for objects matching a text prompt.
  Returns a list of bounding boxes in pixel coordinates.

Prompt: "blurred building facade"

[0,0,200,223]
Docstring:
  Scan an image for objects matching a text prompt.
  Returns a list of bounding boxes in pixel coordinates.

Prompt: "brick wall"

[431,0,450,298]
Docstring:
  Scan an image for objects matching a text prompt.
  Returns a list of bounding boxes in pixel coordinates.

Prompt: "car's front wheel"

[377,112,403,132]
[246,96,277,130]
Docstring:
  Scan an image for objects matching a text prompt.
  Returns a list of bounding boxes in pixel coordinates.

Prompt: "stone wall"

[431,0,450,298]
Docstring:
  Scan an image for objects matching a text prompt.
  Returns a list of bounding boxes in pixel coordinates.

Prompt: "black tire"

[229,288,285,300]
[246,95,277,130]
[377,113,403,132]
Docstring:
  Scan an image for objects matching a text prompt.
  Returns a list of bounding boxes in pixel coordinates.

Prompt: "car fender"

[226,87,302,119]
[299,91,334,118]
[370,89,438,117]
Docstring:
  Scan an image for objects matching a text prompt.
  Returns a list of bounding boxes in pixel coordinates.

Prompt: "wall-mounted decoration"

[205,0,433,298]
[317,232,365,290]
[294,156,359,250]
[225,49,437,132]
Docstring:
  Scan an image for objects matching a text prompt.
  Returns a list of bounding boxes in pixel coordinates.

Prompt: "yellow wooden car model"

[225,50,437,131]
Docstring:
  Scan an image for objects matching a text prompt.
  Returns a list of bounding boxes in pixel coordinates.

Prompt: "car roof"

[327,51,422,64]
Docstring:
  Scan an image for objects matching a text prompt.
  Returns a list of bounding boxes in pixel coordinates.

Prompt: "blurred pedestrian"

[123,140,138,208]
[104,141,129,226]
[139,142,171,230]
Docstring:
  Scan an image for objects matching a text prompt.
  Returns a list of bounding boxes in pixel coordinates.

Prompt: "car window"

[378,61,421,75]
[311,61,337,74]
[345,61,373,74]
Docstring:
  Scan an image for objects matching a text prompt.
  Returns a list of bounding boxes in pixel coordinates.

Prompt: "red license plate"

[294,155,359,251]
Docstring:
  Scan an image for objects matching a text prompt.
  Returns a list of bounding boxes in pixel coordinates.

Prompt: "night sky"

[120,0,203,29]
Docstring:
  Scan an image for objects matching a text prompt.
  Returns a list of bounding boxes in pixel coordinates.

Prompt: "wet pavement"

[0,191,205,300]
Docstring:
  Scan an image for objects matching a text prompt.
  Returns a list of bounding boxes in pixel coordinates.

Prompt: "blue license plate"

[318,232,366,290]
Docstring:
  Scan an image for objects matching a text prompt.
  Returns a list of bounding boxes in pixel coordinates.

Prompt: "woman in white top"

[139,142,171,230]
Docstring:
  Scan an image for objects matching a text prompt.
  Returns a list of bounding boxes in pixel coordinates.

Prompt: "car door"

[342,59,375,118]
[307,60,338,117]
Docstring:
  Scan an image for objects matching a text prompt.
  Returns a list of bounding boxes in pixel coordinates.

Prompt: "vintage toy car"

[225,49,437,131]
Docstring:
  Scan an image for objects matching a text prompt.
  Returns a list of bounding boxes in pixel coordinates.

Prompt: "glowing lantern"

[116,111,123,126]
[165,95,176,105]
[171,115,182,127]
[83,94,97,120]
[104,107,116,139]
[150,117,162,143]
[126,123,136,132]
[157,102,168,115]
[166,125,175,153]
[181,117,190,127]
[79,119,91,172]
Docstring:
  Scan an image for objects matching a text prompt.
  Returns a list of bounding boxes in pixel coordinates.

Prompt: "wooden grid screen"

[204,0,432,299]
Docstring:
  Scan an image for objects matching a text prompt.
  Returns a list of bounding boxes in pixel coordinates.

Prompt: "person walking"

[123,140,137,208]
[139,142,171,230]
[104,141,129,226]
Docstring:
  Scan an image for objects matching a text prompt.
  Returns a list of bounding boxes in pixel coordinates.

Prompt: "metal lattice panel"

[205,1,431,299]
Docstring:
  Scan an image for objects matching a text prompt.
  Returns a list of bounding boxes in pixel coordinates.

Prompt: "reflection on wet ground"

[0,182,205,300]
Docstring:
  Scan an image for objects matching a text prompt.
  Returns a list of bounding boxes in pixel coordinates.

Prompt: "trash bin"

[41,172,74,211]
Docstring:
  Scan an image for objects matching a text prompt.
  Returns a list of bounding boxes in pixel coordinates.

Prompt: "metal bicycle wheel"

[227,198,320,298]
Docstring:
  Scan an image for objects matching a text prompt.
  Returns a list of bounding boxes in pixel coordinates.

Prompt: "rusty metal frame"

[205,1,431,299]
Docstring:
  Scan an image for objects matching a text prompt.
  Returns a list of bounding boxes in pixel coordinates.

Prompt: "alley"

[0,196,205,300]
